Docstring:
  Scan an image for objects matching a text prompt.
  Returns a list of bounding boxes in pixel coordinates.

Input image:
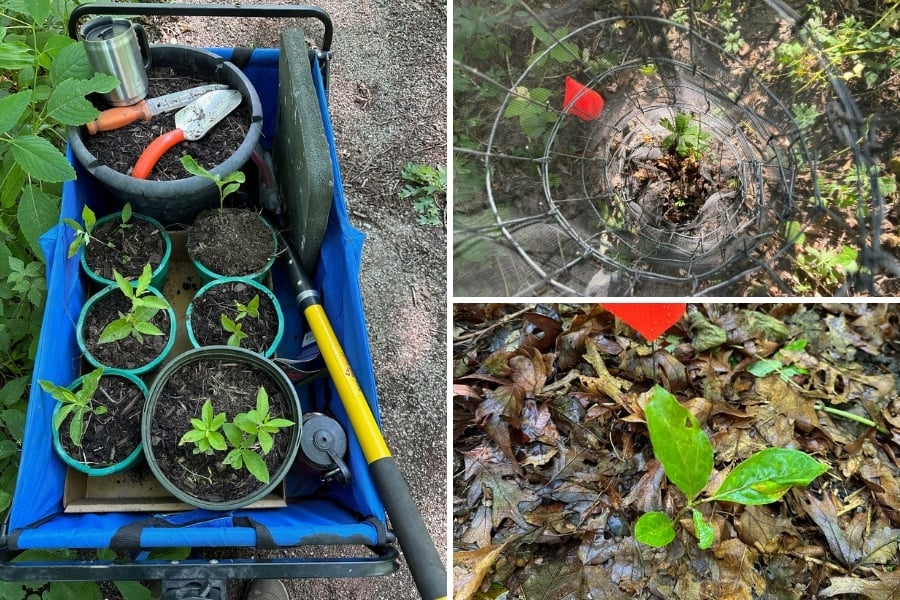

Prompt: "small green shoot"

[178,387,294,485]
[634,385,827,549]
[660,112,711,159]
[180,155,246,215]
[98,264,170,344]
[748,339,810,382]
[723,29,745,54]
[178,399,227,455]
[39,367,108,448]
[63,205,97,259]
[399,163,446,226]
[221,294,260,347]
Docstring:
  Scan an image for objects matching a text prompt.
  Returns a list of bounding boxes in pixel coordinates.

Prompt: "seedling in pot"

[180,154,245,218]
[221,294,260,348]
[65,203,134,263]
[99,263,170,344]
[634,385,827,549]
[178,387,294,485]
[39,367,108,447]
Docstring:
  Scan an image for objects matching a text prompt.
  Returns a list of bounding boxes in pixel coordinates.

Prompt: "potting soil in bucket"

[67,45,263,226]
[9,48,388,551]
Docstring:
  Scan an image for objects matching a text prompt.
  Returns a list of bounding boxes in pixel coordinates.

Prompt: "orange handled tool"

[85,84,228,134]
[132,89,242,179]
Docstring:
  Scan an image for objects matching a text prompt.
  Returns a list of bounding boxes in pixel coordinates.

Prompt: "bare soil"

[187,208,276,278]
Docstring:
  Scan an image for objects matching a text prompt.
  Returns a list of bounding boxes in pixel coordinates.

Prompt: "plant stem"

[813,403,889,435]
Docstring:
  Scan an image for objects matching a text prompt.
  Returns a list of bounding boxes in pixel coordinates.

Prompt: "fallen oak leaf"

[453,541,510,600]
[820,569,900,600]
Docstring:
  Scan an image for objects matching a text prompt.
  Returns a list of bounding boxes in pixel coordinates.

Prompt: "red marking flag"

[600,303,687,342]
[563,76,604,121]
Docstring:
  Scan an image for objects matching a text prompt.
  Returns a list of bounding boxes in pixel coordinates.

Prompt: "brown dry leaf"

[619,348,688,391]
[462,443,517,507]
[453,542,509,600]
[518,551,583,600]
[736,505,799,554]
[582,565,627,598]
[752,376,820,437]
[521,399,559,444]
[580,337,630,403]
[621,459,665,513]
[712,537,766,596]
[820,569,900,600]
[509,348,550,395]
[521,311,563,353]
[459,504,493,549]
[522,501,576,535]
[699,580,753,600]
[483,474,539,529]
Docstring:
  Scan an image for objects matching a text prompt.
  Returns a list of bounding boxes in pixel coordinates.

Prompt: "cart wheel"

[161,578,226,600]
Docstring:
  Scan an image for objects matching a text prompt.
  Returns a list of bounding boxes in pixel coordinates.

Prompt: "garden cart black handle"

[276,231,447,600]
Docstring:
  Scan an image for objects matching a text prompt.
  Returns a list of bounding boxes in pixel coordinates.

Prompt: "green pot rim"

[51,369,147,476]
[80,211,173,290]
[76,283,177,376]
[187,212,277,284]
[185,276,284,358]
[142,346,302,510]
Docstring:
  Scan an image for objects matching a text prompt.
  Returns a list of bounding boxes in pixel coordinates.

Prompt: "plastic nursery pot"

[51,369,147,476]
[76,283,177,376]
[80,211,173,290]
[67,45,263,226]
[185,276,284,358]
[187,212,278,283]
[142,346,302,510]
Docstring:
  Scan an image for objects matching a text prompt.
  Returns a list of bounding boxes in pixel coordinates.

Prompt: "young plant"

[98,264,170,344]
[180,155,246,215]
[178,387,294,485]
[660,112,711,159]
[399,162,447,226]
[39,367,108,448]
[221,294,260,347]
[64,205,98,259]
[178,399,227,455]
[222,386,295,484]
[634,385,827,549]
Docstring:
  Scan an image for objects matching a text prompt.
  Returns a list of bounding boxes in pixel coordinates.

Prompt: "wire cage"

[453,0,899,296]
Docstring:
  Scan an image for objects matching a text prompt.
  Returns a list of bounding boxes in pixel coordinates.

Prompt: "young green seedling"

[660,112,711,160]
[220,294,260,347]
[64,205,97,259]
[180,155,245,216]
[178,399,228,455]
[98,263,170,344]
[223,386,295,484]
[39,367,108,448]
[635,385,827,549]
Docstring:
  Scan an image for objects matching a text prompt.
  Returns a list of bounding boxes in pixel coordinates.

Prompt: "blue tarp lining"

[8,48,387,550]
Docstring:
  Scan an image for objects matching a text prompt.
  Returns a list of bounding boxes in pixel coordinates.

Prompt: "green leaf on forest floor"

[692,508,715,549]
[635,511,676,547]
[645,385,713,500]
[709,447,827,505]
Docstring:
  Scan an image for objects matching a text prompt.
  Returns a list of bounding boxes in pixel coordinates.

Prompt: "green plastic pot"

[185,277,284,358]
[142,346,302,510]
[81,211,172,290]
[51,369,147,476]
[187,213,278,284]
[76,283,177,376]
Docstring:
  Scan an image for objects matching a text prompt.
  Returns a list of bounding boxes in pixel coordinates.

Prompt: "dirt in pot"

[188,208,276,277]
[82,291,171,370]
[149,358,295,504]
[58,375,143,468]
[84,217,166,281]
[83,66,250,180]
[190,281,280,353]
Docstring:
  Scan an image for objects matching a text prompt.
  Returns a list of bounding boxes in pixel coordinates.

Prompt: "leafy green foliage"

[221,293,260,347]
[180,387,294,485]
[38,367,108,448]
[748,339,810,381]
[503,86,555,141]
[180,154,246,214]
[178,399,227,455]
[399,162,446,226]
[98,264,170,344]
[660,112,711,159]
[723,29,745,54]
[635,384,827,549]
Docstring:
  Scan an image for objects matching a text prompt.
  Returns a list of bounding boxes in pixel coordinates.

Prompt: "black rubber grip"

[369,457,446,600]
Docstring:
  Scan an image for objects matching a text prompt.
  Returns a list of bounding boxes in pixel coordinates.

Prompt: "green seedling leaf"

[635,511,676,547]
[645,385,714,500]
[747,358,781,378]
[692,508,715,549]
[241,449,270,484]
[709,447,827,505]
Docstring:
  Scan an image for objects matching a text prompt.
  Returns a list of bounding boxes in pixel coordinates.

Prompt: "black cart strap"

[229,47,254,70]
